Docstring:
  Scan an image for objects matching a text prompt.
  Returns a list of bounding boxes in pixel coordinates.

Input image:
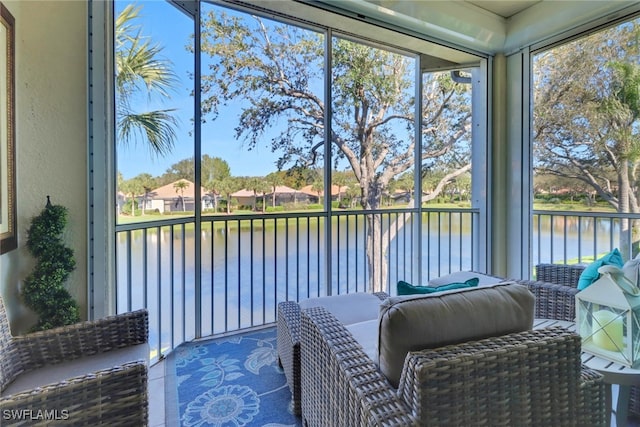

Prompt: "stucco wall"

[0,0,87,331]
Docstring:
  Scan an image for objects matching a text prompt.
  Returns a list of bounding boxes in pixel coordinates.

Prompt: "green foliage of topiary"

[22,197,80,331]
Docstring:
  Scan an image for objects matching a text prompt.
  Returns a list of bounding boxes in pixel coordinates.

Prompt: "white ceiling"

[466,1,541,19]
[316,0,640,54]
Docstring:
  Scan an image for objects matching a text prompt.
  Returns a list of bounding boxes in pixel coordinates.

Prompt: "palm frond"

[117,110,179,157]
[115,3,180,156]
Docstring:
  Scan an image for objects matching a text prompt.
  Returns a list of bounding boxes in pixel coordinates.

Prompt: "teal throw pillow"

[397,277,479,295]
[577,248,624,291]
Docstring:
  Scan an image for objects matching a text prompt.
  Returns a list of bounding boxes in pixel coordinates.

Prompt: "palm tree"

[266,172,283,208]
[173,180,189,212]
[216,177,241,214]
[204,179,218,212]
[346,185,360,208]
[247,178,269,212]
[311,180,323,205]
[115,4,178,156]
[333,173,348,203]
[120,177,144,216]
[136,173,155,214]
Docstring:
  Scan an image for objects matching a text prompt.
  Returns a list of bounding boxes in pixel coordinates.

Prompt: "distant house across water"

[124,180,354,214]
[231,185,299,208]
[143,179,212,213]
[298,184,348,203]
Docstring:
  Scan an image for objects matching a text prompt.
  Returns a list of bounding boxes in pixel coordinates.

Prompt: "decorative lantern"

[576,265,640,368]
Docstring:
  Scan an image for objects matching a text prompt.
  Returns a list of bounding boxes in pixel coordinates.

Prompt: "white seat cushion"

[2,343,149,396]
[299,292,383,326]
[428,271,502,287]
[345,319,379,363]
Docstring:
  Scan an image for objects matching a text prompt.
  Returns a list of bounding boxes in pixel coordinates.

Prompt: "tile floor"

[149,360,166,427]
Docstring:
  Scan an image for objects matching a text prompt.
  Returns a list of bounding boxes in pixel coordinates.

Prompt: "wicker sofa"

[518,263,640,419]
[0,296,149,426]
[299,281,606,426]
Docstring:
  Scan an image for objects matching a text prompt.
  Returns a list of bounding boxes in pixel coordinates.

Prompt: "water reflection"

[533,215,620,264]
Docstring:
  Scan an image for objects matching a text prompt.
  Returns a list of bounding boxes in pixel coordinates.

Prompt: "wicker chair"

[0,296,149,426]
[300,305,606,426]
[277,291,389,415]
[517,263,640,419]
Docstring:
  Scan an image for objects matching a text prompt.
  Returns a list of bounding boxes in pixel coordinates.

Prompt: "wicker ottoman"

[276,292,388,415]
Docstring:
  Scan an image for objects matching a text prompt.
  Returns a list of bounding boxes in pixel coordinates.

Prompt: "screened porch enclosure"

[111,0,487,361]
[91,0,640,363]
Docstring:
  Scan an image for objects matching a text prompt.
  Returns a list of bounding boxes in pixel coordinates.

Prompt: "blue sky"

[116,1,282,180]
[116,1,414,183]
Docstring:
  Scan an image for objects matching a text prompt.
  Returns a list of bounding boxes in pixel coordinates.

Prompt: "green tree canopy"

[120,174,151,216]
[533,18,640,256]
[214,177,243,214]
[159,155,230,186]
[197,7,473,290]
[198,10,471,211]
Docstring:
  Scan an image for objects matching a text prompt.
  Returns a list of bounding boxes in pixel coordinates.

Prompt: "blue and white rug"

[169,327,302,426]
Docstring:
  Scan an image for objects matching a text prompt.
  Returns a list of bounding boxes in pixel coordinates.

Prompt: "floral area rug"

[171,327,302,427]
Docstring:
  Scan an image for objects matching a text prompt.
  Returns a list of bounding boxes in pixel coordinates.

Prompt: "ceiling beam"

[316,0,640,54]
[505,1,640,53]
[319,0,506,53]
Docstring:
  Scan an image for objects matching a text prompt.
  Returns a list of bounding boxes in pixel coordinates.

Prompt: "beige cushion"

[2,343,149,396]
[428,271,502,287]
[378,282,534,388]
[299,292,383,326]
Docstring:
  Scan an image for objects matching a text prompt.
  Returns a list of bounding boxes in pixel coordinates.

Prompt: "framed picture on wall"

[0,2,15,255]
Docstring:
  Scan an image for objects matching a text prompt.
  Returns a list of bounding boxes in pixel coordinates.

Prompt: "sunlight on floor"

[149,360,165,427]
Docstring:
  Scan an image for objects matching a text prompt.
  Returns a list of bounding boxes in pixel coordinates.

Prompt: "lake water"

[116,212,622,357]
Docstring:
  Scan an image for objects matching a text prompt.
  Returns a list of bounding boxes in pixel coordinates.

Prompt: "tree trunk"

[618,158,640,260]
[366,213,388,293]
[631,218,640,258]
[362,166,472,292]
[363,181,388,293]
[619,162,632,260]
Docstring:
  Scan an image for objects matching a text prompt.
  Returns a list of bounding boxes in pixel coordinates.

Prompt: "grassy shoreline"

[118,200,616,225]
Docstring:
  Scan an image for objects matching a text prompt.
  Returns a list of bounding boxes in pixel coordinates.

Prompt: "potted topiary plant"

[21,196,80,331]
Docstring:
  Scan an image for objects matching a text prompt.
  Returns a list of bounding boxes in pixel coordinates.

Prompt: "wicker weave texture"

[1,361,147,426]
[399,327,596,426]
[524,263,640,418]
[277,300,302,415]
[536,263,586,287]
[0,296,149,426]
[517,278,578,321]
[276,291,389,416]
[580,367,608,427]
[301,306,606,427]
[14,308,148,369]
[0,298,20,392]
[301,306,413,427]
